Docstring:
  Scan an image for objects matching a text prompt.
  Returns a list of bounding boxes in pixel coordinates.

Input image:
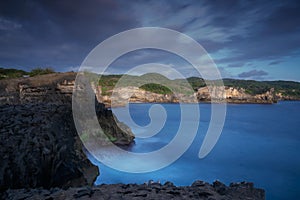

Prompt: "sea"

[87,101,300,200]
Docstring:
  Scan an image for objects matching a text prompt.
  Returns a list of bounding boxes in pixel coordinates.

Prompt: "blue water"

[88,101,300,199]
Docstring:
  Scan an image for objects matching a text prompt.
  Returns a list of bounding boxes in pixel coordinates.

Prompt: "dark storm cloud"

[200,0,300,63]
[0,0,139,70]
[238,70,268,78]
[123,0,300,68]
[0,0,299,79]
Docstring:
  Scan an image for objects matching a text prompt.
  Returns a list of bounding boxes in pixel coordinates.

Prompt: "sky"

[0,0,300,81]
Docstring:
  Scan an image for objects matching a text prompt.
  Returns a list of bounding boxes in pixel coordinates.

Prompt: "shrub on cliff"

[29,67,55,77]
[140,83,173,94]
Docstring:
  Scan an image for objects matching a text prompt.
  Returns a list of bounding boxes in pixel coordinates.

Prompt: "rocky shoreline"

[0,73,265,199]
[1,180,265,200]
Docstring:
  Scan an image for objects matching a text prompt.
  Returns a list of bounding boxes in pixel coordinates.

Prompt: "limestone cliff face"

[197,86,276,103]
[0,72,76,104]
[97,86,198,107]
[96,85,276,106]
[0,73,134,190]
[274,92,300,100]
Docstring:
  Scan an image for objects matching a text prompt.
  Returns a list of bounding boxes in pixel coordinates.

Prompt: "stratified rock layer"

[1,180,265,200]
[197,86,276,104]
[99,86,277,107]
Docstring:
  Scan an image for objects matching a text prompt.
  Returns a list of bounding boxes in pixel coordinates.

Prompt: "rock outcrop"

[0,180,265,200]
[99,86,197,107]
[0,72,76,104]
[97,85,276,107]
[0,73,134,190]
[197,86,276,104]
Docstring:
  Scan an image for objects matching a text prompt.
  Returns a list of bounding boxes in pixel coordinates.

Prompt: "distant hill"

[95,73,300,99]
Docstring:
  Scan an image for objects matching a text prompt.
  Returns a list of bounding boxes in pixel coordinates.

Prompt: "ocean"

[88,101,300,199]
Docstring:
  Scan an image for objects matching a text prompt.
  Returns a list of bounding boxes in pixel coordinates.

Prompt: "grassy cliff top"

[1,68,300,97]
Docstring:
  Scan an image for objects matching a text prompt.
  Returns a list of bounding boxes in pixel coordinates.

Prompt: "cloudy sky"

[0,0,300,81]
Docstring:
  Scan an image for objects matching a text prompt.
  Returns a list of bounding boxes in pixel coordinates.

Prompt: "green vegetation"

[186,77,206,91]
[0,67,55,79]
[264,80,300,96]
[140,83,172,94]
[97,73,194,95]
[222,79,271,95]
[223,79,300,97]
[98,74,123,95]
[0,68,28,79]
[29,67,55,77]
[80,130,117,143]
[96,74,300,99]
[186,77,300,98]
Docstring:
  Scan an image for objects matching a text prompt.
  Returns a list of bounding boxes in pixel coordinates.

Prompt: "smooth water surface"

[88,101,300,199]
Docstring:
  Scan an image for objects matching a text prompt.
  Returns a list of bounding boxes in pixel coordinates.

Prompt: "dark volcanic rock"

[0,73,134,190]
[0,103,99,190]
[0,180,265,200]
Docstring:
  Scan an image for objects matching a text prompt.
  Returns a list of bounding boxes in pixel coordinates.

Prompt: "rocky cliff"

[197,86,276,104]
[97,85,276,107]
[0,73,134,190]
[98,86,197,107]
[0,73,265,199]
[0,72,76,104]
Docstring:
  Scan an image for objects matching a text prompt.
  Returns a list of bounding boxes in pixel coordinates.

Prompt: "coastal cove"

[89,101,300,200]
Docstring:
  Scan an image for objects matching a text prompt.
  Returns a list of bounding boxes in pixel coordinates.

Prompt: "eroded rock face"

[99,86,197,107]
[0,72,76,105]
[0,73,135,190]
[97,85,277,107]
[197,86,276,103]
[0,180,265,200]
